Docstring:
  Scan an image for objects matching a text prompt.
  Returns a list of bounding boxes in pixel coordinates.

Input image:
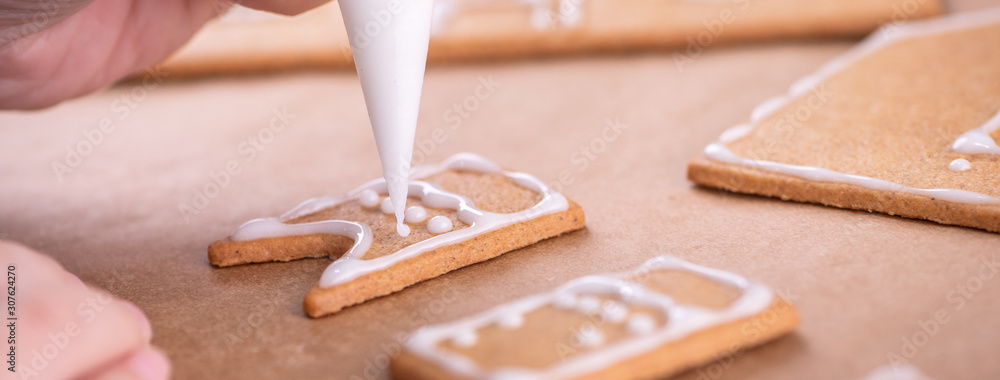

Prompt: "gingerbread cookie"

[688,9,1000,233]
[391,256,798,379]
[209,153,585,317]
[158,0,941,78]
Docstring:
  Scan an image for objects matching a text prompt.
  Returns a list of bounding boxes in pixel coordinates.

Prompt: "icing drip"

[230,153,569,288]
[949,159,971,172]
[404,256,774,379]
[704,10,1000,205]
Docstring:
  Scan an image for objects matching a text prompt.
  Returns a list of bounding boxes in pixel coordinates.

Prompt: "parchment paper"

[1,1,997,378]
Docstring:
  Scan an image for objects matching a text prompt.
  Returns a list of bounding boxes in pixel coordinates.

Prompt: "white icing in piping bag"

[339,0,436,237]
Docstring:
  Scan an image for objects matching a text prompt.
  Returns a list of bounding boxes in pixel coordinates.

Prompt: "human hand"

[0,0,330,110]
[1,240,168,380]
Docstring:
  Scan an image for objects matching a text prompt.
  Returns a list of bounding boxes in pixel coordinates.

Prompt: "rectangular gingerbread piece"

[208,153,585,317]
[391,256,799,380]
[158,0,941,78]
[688,9,1000,233]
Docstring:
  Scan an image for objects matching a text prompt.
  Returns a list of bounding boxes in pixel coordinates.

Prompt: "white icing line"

[706,143,999,204]
[705,9,1000,205]
[229,153,569,288]
[404,256,775,379]
[232,219,373,255]
[718,123,754,144]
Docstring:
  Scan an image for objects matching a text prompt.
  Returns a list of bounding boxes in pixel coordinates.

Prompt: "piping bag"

[338,0,435,237]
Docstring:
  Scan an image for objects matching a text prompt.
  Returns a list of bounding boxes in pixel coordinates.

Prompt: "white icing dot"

[600,301,628,323]
[496,312,524,329]
[949,158,971,172]
[427,216,454,234]
[404,206,428,224]
[575,296,601,315]
[380,197,394,214]
[574,326,605,348]
[452,330,478,347]
[358,189,380,208]
[553,293,576,309]
[626,313,657,335]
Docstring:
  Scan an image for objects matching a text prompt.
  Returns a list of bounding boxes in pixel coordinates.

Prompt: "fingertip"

[124,302,153,342]
[126,347,171,380]
[238,0,332,16]
[68,273,87,289]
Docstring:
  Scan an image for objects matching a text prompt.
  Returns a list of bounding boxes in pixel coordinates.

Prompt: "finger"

[0,241,64,280]
[81,347,170,380]
[0,0,224,109]
[237,0,332,16]
[17,289,151,379]
[122,301,153,342]
[0,240,86,293]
